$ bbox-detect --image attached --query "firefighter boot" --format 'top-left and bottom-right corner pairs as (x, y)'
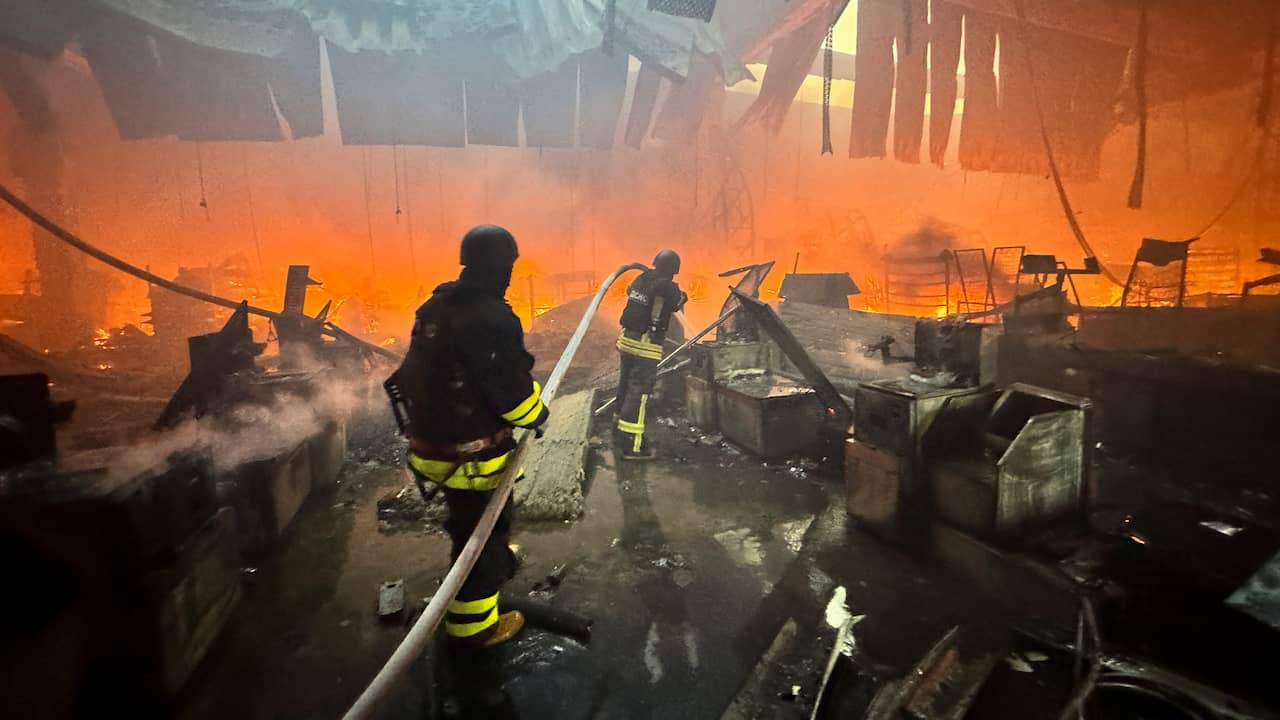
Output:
(483, 610), (526, 647)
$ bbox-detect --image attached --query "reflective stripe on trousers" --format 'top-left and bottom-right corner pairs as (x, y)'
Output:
(446, 592), (499, 638)
(617, 393), (649, 452)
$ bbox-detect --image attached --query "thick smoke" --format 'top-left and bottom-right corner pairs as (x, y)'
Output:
(108, 370), (391, 482)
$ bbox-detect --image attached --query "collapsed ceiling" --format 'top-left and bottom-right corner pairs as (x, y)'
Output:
(0, 0), (1274, 167)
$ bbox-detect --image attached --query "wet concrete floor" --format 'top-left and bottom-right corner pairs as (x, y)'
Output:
(179, 413), (1019, 720)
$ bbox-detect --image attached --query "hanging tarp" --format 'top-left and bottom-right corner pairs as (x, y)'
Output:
(578, 48), (629, 149)
(734, 11), (830, 135)
(652, 52), (722, 143)
(985, 20), (1126, 179)
(929, 0), (964, 166)
(521, 58), (579, 148)
(465, 49), (522, 147)
(624, 63), (665, 148)
(0, 0), (75, 59)
(81, 6), (303, 142)
(327, 45), (465, 147)
(497, 0), (605, 80)
(893, 0), (929, 163)
(988, 18), (1043, 175)
(848, 0), (896, 158)
(958, 9), (998, 171)
(265, 23), (324, 139)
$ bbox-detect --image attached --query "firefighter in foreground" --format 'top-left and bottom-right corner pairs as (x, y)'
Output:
(614, 249), (686, 460)
(391, 225), (549, 649)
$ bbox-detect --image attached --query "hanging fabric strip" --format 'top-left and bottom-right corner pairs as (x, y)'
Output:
(928, 0), (963, 166)
(1127, 1), (1149, 209)
(958, 9), (997, 171)
(849, 0), (896, 158)
(579, 48), (629, 149)
(893, 0), (928, 163)
(734, 12), (830, 135)
(652, 54), (722, 145)
(821, 16), (835, 155)
(625, 63), (664, 148)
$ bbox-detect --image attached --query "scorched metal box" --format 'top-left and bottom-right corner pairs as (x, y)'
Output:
(715, 374), (827, 460)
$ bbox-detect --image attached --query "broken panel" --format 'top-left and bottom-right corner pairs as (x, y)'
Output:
(328, 46), (466, 147)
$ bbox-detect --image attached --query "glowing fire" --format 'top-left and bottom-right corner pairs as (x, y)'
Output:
(93, 327), (110, 348)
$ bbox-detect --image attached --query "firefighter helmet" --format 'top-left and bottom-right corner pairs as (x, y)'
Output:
(460, 225), (519, 270)
(653, 249), (681, 276)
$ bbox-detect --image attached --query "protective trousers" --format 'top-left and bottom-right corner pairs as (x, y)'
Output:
(615, 351), (659, 454)
(409, 456), (517, 646)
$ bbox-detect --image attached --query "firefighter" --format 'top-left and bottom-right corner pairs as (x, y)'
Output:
(614, 249), (686, 460)
(391, 224), (549, 649)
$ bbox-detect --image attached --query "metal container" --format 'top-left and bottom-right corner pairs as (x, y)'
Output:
(716, 373), (827, 460)
(845, 438), (908, 538)
(853, 379), (988, 457)
(685, 375), (719, 431)
(930, 383), (1091, 536)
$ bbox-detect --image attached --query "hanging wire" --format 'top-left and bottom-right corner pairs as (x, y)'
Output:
(568, 168), (577, 270)
(820, 6), (836, 155)
(195, 141), (210, 218)
(400, 145), (419, 286)
(241, 146), (266, 278)
(174, 151), (186, 220)
(392, 145), (402, 222)
(361, 146), (377, 275)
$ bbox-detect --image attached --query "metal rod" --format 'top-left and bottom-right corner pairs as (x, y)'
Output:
(341, 263), (646, 720)
(593, 306), (741, 416)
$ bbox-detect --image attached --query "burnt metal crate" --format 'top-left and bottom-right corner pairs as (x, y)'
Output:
(686, 375), (719, 431)
(853, 379), (989, 458)
(308, 420), (348, 488)
(215, 438), (313, 556)
(142, 506), (242, 694)
(4, 447), (218, 566)
(930, 383), (1091, 537)
(688, 340), (771, 382)
(716, 373), (828, 460)
(845, 438), (908, 539)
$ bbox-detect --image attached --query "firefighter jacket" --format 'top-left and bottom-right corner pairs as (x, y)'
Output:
(395, 279), (549, 449)
(618, 270), (686, 359)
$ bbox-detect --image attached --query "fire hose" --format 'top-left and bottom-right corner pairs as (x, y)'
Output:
(0, 181), (401, 362)
(341, 262), (646, 720)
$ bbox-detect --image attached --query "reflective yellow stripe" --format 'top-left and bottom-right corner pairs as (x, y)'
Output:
(510, 400), (545, 427)
(617, 419), (644, 434)
(617, 332), (663, 360)
(502, 382), (543, 424)
(449, 593), (498, 616)
(409, 452), (510, 491)
(635, 395), (649, 452)
(445, 608), (499, 638)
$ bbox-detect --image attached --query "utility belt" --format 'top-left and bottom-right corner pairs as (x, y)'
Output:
(409, 427), (514, 461)
(617, 329), (663, 360)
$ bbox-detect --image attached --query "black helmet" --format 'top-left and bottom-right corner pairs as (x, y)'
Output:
(460, 225), (519, 270)
(653, 249), (681, 276)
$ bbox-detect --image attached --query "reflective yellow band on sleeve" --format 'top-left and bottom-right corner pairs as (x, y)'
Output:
(502, 382), (543, 424)
(445, 608), (499, 638)
(617, 418), (645, 434)
(449, 593), (498, 616)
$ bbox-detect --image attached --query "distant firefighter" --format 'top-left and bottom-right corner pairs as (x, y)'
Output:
(613, 249), (686, 460)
